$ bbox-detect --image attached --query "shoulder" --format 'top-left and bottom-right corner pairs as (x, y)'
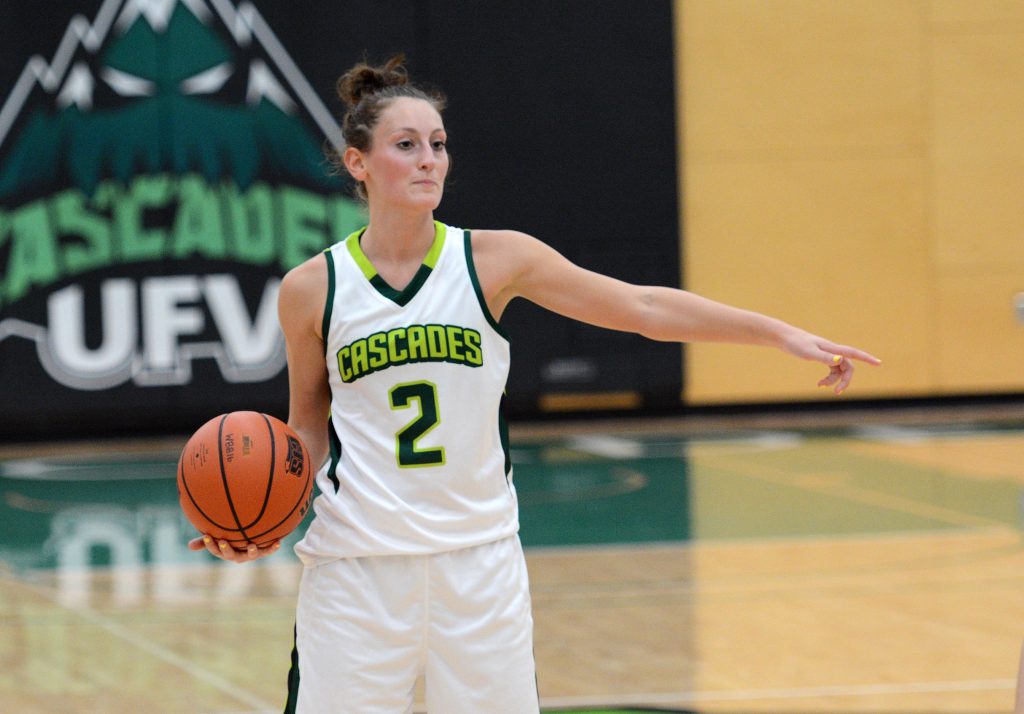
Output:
(278, 252), (329, 329)
(281, 251), (328, 295)
(469, 229), (549, 264)
(469, 228), (533, 248)
(468, 229), (539, 282)
(470, 228), (567, 272)
(465, 229), (568, 312)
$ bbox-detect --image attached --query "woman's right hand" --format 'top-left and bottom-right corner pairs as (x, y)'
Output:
(187, 535), (281, 563)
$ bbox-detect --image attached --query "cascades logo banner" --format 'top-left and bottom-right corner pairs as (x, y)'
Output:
(0, 0), (362, 409)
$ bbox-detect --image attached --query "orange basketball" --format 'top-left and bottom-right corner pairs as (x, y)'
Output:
(177, 411), (313, 549)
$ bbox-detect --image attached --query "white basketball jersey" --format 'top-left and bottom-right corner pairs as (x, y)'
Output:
(294, 222), (518, 563)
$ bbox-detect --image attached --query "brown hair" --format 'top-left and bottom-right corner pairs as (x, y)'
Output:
(330, 55), (447, 201)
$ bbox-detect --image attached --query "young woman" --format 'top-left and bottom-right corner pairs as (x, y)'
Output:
(190, 56), (880, 713)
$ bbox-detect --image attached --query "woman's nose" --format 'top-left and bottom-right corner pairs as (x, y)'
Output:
(418, 145), (435, 169)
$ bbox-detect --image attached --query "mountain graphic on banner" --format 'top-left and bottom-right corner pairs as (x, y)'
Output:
(0, 0), (345, 199)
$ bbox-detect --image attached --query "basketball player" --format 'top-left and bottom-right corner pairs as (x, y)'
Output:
(189, 56), (880, 712)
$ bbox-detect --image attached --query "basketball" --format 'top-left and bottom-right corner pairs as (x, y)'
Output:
(177, 411), (313, 549)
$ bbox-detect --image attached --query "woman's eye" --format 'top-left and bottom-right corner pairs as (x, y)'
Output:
(397, 140), (414, 149)
(432, 141), (446, 150)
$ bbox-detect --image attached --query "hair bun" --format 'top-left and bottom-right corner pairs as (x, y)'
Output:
(336, 55), (409, 108)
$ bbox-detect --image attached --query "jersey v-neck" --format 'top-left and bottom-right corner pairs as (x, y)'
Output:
(344, 221), (446, 307)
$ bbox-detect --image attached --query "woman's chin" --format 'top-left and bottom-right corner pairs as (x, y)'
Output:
(405, 192), (444, 211)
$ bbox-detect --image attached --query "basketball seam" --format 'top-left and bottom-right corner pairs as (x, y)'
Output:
(229, 413), (277, 532)
(226, 471), (313, 544)
(233, 456), (313, 544)
(180, 443), (238, 532)
(218, 413), (253, 544)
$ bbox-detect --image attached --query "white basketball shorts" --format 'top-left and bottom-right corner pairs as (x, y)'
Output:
(287, 535), (538, 713)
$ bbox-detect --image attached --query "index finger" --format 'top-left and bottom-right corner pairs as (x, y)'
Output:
(821, 344), (882, 366)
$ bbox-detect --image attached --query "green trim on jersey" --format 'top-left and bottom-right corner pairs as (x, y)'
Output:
(344, 227), (374, 277)
(344, 221), (447, 307)
(326, 418), (342, 492)
(422, 221), (446, 267)
(499, 390), (512, 476)
(462, 230), (510, 340)
(284, 625), (300, 713)
(463, 229), (512, 476)
(321, 248), (336, 354)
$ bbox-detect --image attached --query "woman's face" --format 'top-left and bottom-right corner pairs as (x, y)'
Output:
(355, 97), (449, 211)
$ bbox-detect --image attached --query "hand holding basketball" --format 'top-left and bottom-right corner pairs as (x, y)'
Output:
(187, 534), (281, 562)
(178, 411), (314, 557)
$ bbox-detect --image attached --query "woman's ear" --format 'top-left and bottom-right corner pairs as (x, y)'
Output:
(343, 146), (367, 181)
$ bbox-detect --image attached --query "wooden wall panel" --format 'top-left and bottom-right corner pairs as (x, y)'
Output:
(936, 273), (1024, 392)
(930, 0), (1024, 25)
(678, 0), (1024, 402)
(679, 0), (931, 403)
(684, 157), (931, 403)
(931, 33), (1024, 267)
(681, 0), (925, 160)
(929, 14), (1024, 390)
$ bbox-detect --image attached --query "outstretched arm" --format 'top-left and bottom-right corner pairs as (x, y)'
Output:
(473, 230), (880, 393)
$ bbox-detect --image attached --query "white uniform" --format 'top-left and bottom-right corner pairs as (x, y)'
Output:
(288, 222), (538, 713)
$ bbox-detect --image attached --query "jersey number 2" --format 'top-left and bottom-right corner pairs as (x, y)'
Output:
(389, 381), (445, 468)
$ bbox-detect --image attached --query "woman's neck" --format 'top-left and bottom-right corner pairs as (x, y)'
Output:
(360, 207), (436, 264)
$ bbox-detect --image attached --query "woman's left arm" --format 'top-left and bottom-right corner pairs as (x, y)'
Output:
(474, 230), (881, 394)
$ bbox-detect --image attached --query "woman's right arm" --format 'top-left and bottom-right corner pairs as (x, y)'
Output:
(278, 254), (332, 471)
(188, 254), (331, 563)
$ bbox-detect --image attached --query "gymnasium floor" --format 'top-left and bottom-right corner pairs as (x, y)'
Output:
(1, 404), (1023, 713)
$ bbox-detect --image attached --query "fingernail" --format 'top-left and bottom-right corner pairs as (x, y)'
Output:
(273, 542), (281, 550)
(218, 541), (228, 550)
(832, 355), (842, 364)
(203, 535), (211, 544)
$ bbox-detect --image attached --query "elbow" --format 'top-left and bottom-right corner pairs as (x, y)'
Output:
(635, 289), (667, 341)
(634, 287), (696, 343)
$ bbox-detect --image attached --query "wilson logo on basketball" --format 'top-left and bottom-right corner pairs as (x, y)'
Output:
(224, 433), (236, 462)
(0, 0), (363, 392)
